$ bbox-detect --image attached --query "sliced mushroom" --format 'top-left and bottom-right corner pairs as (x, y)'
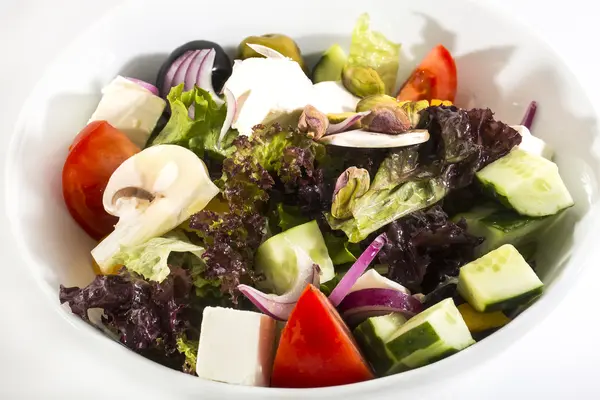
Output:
(91, 144), (220, 274)
(319, 129), (430, 148)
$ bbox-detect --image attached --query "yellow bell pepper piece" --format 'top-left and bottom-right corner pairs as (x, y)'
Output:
(430, 99), (453, 106)
(458, 303), (510, 333)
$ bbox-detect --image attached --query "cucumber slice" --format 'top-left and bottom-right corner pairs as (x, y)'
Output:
(255, 221), (335, 294)
(354, 299), (474, 375)
(312, 44), (348, 83)
(353, 313), (407, 375)
(457, 244), (543, 312)
(455, 203), (555, 257)
(386, 298), (474, 372)
(476, 148), (573, 217)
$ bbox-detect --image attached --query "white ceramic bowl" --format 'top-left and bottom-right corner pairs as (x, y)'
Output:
(5, 0), (600, 398)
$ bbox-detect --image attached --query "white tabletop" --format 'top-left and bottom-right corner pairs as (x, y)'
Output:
(0, 0), (598, 398)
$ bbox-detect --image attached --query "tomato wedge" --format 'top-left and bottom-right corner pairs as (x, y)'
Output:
(62, 121), (140, 240)
(396, 44), (457, 103)
(271, 284), (374, 388)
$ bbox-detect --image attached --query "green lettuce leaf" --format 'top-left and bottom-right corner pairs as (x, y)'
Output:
(219, 126), (325, 213)
(151, 84), (237, 159)
(323, 233), (361, 265)
(326, 145), (444, 242)
(187, 252), (222, 298)
(268, 202), (359, 265)
(348, 13), (401, 95)
(248, 126), (325, 176)
(326, 178), (448, 242)
(320, 273), (342, 296)
(272, 203), (310, 232)
(176, 335), (198, 374)
(370, 146), (422, 191)
(326, 105), (522, 243)
(111, 236), (205, 282)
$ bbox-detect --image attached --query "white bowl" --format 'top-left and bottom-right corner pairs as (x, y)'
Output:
(5, 0), (600, 398)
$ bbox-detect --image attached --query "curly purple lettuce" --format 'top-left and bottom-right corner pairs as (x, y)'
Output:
(59, 267), (193, 363)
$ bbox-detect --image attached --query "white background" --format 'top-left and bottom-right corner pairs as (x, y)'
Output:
(0, 0), (598, 398)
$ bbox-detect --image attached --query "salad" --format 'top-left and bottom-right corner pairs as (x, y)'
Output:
(59, 14), (573, 388)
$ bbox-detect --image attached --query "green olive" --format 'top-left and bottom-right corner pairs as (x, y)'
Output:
(238, 34), (306, 71)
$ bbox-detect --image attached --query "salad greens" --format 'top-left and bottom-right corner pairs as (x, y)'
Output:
(60, 267), (195, 364)
(347, 13), (400, 95)
(57, 11), (571, 388)
(111, 235), (204, 283)
(379, 205), (483, 293)
(176, 335), (199, 374)
(325, 106), (523, 242)
(151, 84), (237, 160)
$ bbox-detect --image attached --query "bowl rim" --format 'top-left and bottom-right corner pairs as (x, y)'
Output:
(4, 0), (600, 396)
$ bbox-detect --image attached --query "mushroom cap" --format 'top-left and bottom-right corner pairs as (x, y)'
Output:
(102, 144), (217, 217)
(92, 145), (220, 273)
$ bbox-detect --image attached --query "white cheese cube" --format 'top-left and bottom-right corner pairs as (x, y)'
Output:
(510, 125), (554, 160)
(196, 307), (276, 387)
(89, 76), (166, 147)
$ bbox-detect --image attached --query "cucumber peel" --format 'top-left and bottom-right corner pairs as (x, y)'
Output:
(354, 299), (474, 375)
(458, 244), (543, 312)
(476, 149), (573, 217)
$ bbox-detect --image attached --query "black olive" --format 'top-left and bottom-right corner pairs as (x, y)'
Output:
(156, 40), (232, 97)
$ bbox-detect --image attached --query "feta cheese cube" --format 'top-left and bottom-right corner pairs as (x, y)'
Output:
(196, 307), (276, 387)
(510, 125), (554, 160)
(89, 76), (166, 147)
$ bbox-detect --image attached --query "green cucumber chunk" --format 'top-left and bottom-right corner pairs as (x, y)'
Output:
(354, 299), (474, 375)
(386, 298), (474, 371)
(457, 244), (543, 312)
(353, 313), (407, 376)
(312, 44), (348, 83)
(255, 220), (334, 294)
(455, 203), (555, 257)
(476, 148), (573, 217)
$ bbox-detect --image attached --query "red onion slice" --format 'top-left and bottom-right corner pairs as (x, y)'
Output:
(218, 88), (237, 144)
(171, 50), (197, 94)
(520, 101), (538, 130)
(326, 112), (370, 135)
(198, 48), (224, 105)
(162, 48), (224, 105)
(246, 43), (287, 60)
(184, 49), (209, 91)
(328, 233), (387, 307)
(238, 248), (320, 320)
(125, 77), (159, 96)
(338, 288), (423, 327)
(162, 51), (194, 97)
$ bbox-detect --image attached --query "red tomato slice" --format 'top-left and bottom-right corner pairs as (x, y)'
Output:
(62, 121), (140, 241)
(271, 284), (374, 388)
(396, 44), (457, 103)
